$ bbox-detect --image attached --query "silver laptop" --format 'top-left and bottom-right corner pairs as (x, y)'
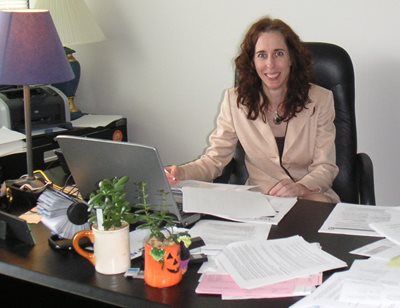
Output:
(55, 135), (201, 226)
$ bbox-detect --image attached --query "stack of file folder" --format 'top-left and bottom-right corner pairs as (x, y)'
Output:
(37, 188), (90, 239)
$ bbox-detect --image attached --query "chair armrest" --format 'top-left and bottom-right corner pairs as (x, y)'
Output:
(213, 159), (234, 183)
(356, 153), (376, 205)
(213, 157), (248, 185)
(213, 141), (248, 185)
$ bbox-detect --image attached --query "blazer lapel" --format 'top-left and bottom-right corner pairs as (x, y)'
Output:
(284, 102), (315, 154)
(252, 117), (279, 154)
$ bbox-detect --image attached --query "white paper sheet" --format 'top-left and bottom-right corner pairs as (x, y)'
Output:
(71, 114), (123, 128)
(224, 195), (297, 225)
(189, 219), (270, 252)
(0, 126), (26, 156)
(173, 179), (257, 191)
(182, 186), (276, 219)
(340, 259), (400, 306)
(291, 259), (400, 308)
(216, 235), (347, 289)
(319, 203), (400, 237)
(369, 221), (400, 245)
(350, 238), (400, 261)
(0, 126), (25, 142)
(290, 272), (373, 308)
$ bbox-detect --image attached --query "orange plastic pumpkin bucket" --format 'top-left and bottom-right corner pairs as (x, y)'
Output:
(144, 242), (183, 288)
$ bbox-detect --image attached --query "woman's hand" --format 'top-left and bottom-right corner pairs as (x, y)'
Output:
(268, 178), (310, 198)
(164, 165), (183, 185)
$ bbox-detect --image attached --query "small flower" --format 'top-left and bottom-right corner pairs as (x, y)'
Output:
(177, 234), (192, 248)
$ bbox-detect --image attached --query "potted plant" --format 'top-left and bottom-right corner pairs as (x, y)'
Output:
(87, 175), (135, 230)
(133, 181), (191, 288)
(72, 176), (135, 275)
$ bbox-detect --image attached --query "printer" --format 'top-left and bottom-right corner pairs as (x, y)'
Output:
(0, 85), (70, 132)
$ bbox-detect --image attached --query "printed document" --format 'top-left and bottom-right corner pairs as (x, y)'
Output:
(319, 203), (400, 237)
(189, 219), (270, 254)
(182, 186), (276, 220)
(291, 259), (400, 308)
(369, 221), (400, 245)
(196, 272), (322, 299)
(350, 238), (400, 261)
(233, 195), (297, 225)
(216, 235), (347, 289)
(173, 179), (257, 191)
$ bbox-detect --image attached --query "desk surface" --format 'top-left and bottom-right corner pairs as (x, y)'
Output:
(0, 199), (377, 308)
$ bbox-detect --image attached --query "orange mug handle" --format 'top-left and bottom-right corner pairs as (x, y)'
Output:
(72, 230), (96, 266)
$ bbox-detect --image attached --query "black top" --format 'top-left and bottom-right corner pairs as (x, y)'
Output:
(276, 136), (285, 159)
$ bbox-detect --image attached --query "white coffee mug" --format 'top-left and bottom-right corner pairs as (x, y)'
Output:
(72, 223), (131, 275)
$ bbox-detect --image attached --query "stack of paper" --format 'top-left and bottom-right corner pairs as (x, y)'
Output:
(193, 233), (346, 299)
(37, 188), (90, 239)
(0, 126), (26, 156)
(216, 236), (346, 289)
(319, 202), (400, 237)
(189, 219), (270, 255)
(178, 180), (297, 225)
(292, 201), (400, 306)
(196, 272), (322, 300)
(291, 259), (400, 307)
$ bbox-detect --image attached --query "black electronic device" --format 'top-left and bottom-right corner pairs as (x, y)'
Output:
(0, 85), (69, 132)
(0, 210), (35, 245)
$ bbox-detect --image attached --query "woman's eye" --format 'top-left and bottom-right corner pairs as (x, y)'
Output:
(275, 50), (285, 57)
(257, 53), (267, 59)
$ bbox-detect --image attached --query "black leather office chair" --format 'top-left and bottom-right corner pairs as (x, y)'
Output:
(214, 42), (376, 205)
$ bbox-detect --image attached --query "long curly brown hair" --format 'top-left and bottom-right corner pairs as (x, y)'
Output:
(235, 17), (312, 122)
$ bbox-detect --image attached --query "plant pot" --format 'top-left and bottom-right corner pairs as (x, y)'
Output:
(144, 242), (183, 288)
(72, 223), (131, 275)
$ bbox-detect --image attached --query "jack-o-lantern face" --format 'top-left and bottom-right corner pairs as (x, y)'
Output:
(144, 243), (184, 288)
(166, 252), (180, 273)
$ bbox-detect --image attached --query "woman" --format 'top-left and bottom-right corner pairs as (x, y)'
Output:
(166, 17), (339, 203)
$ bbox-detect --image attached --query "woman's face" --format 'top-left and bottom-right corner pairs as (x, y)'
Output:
(253, 31), (291, 95)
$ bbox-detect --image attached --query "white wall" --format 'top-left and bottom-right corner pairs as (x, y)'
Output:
(75, 0), (400, 206)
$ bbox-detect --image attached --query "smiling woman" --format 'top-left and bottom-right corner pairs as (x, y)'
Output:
(165, 16), (340, 204)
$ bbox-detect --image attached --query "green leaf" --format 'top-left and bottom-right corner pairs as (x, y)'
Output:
(88, 193), (104, 205)
(150, 247), (165, 262)
(116, 175), (129, 185)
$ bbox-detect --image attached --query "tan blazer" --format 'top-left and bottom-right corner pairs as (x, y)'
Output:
(181, 84), (340, 202)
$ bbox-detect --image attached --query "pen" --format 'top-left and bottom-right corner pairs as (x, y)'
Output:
(164, 169), (176, 181)
(328, 226), (374, 232)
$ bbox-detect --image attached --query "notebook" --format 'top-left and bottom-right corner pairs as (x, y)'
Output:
(55, 135), (201, 227)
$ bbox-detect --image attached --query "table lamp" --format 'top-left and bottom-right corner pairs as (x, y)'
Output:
(34, 0), (106, 120)
(0, 9), (74, 189)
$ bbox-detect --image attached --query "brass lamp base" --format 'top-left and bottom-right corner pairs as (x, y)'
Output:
(68, 96), (79, 113)
(53, 47), (82, 118)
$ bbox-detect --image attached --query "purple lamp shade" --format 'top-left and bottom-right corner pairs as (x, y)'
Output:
(0, 9), (74, 85)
